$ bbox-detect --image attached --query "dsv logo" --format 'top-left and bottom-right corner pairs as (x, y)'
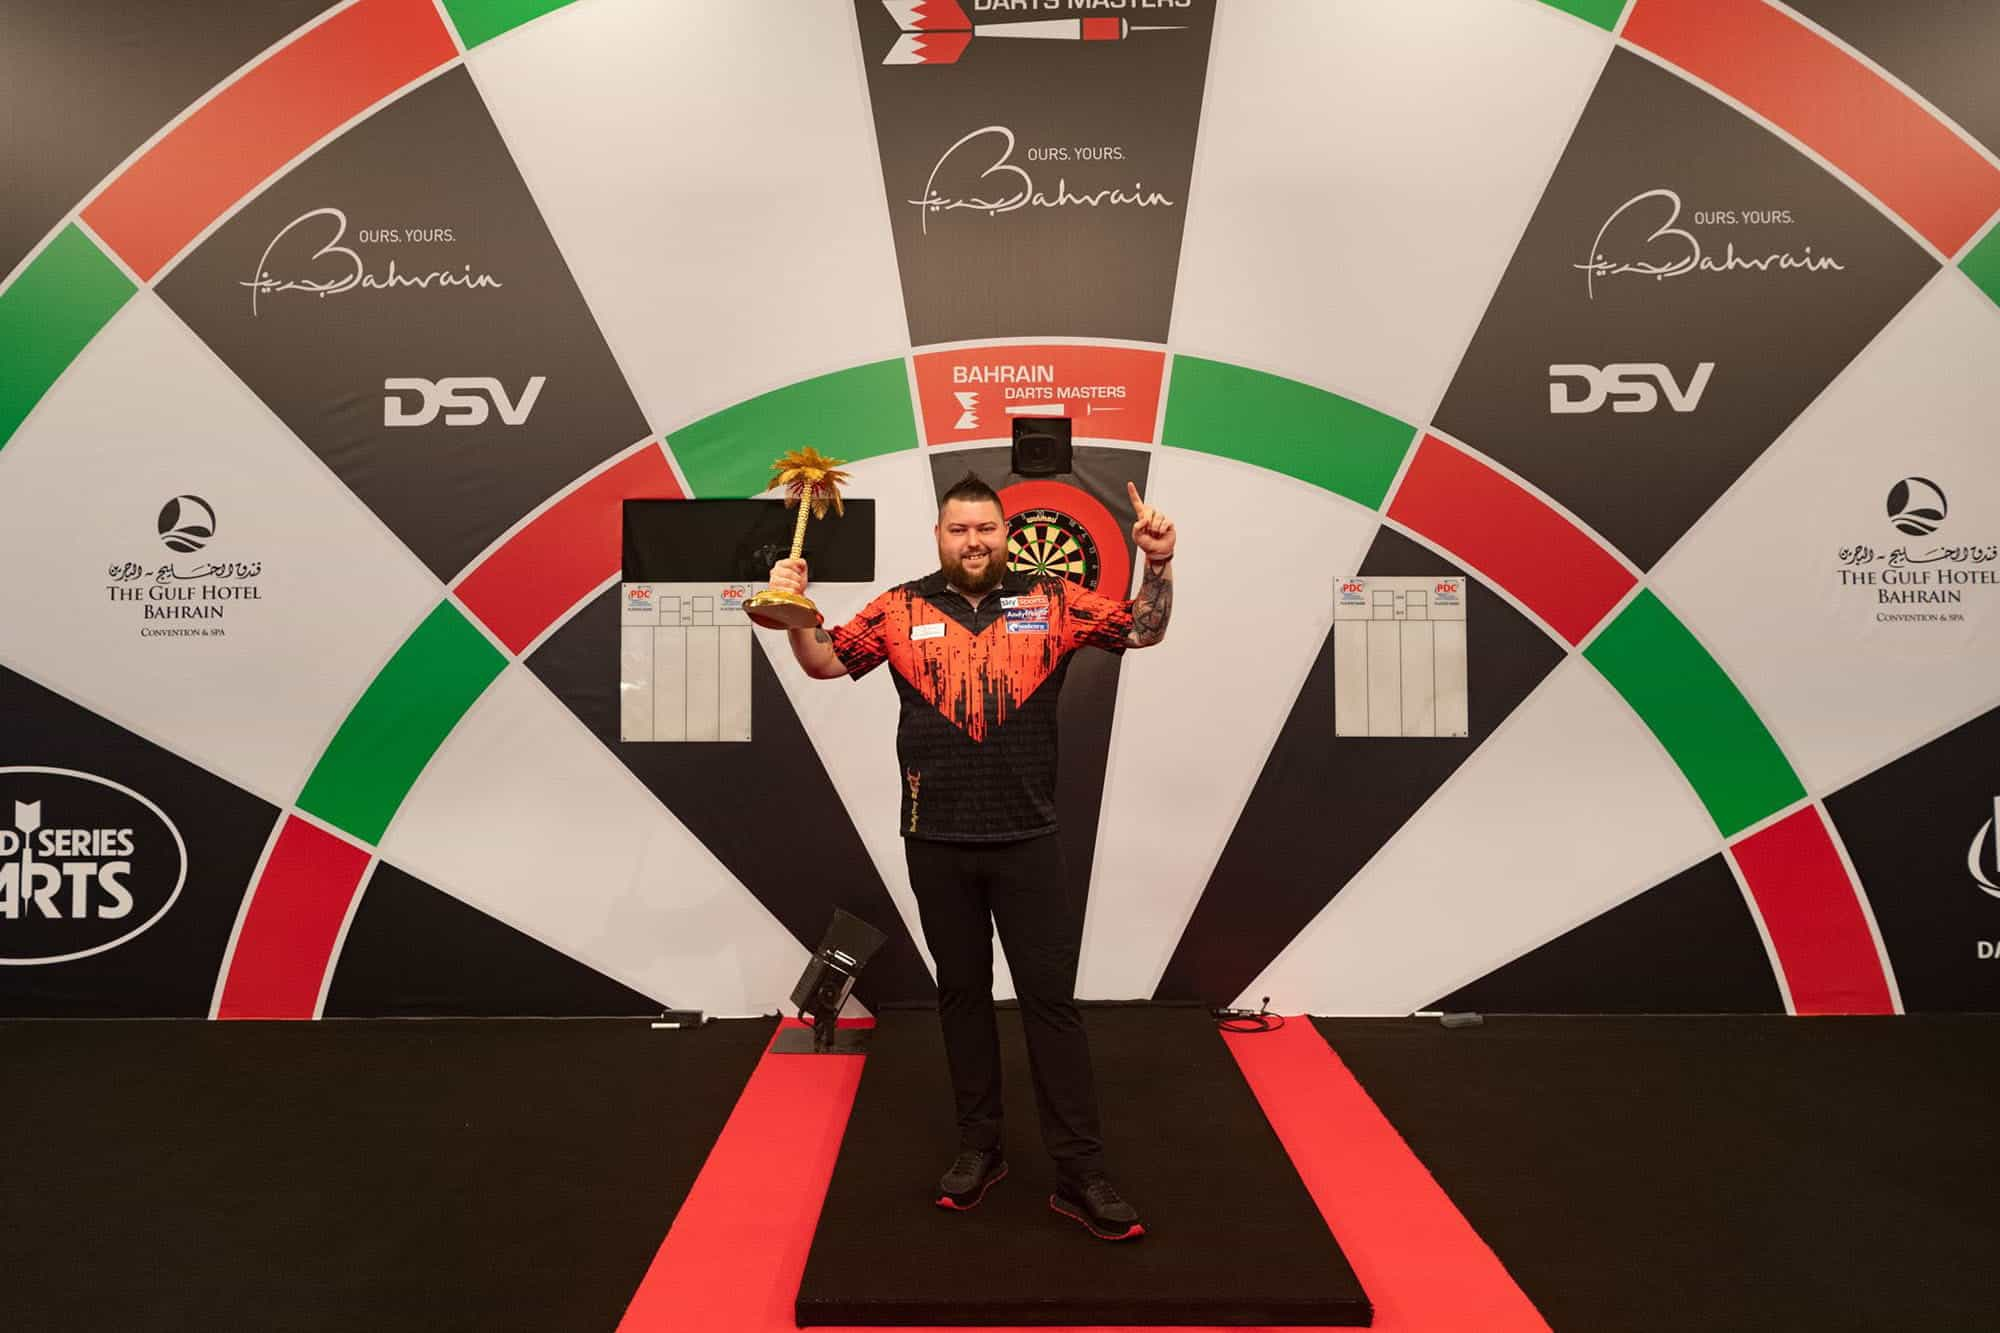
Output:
(0, 769), (188, 965)
(1548, 362), (1714, 415)
(383, 376), (545, 427)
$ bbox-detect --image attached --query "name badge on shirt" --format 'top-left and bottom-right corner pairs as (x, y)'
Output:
(911, 622), (945, 641)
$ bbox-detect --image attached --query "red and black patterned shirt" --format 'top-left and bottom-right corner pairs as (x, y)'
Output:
(829, 569), (1134, 842)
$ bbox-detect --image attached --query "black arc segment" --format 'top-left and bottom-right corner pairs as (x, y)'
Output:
(1433, 49), (1935, 569)
(526, 586), (937, 1005)
(0, 665), (279, 1016)
(1155, 526), (1564, 1006)
(1824, 704), (2000, 1012)
(156, 68), (648, 580)
(1431, 854), (1784, 1014)
(324, 861), (664, 1017)
(853, 0), (1216, 345)
(0, 0), (330, 279)
(1783, 0), (2000, 155)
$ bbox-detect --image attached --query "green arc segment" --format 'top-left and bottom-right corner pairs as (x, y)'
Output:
(1960, 221), (2000, 309)
(1162, 355), (1413, 509)
(1, 227), (135, 451)
(1536, 0), (1626, 31)
(297, 601), (507, 845)
(668, 359), (918, 498)
(440, 0), (582, 48)
(1584, 590), (1805, 837)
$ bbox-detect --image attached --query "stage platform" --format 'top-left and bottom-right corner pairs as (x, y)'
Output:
(7, 1012), (1999, 1331)
(795, 1006), (1370, 1328)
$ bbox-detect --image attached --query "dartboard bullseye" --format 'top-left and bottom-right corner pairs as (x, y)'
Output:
(1008, 507), (1101, 588)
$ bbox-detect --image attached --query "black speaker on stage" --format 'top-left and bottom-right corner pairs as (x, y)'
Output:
(1011, 416), (1073, 476)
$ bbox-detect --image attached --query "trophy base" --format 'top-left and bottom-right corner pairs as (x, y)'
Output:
(742, 589), (823, 630)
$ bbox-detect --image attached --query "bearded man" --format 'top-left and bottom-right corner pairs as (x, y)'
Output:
(766, 472), (1175, 1240)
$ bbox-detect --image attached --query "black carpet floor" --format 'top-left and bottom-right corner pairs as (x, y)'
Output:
(798, 1005), (1368, 1327)
(1317, 1015), (2000, 1333)
(0, 1017), (772, 1333)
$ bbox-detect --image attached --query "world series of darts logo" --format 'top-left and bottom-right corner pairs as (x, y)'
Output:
(0, 768), (188, 966)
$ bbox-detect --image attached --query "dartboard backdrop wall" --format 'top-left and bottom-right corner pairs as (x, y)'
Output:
(4, 0), (1999, 1019)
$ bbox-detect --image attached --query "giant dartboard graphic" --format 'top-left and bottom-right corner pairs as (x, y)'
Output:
(3, 0), (1999, 1019)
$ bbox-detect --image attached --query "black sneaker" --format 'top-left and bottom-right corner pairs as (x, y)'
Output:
(1049, 1173), (1145, 1240)
(935, 1148), (1007, 1211)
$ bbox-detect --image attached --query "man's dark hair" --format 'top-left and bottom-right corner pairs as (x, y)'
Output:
(938, 473), (1004, 516)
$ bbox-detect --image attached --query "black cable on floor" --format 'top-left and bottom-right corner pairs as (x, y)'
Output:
(1211, 997), (1284, 1033)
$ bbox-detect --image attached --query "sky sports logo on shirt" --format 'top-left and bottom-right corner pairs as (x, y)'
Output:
(1003, 594), (1050, 633)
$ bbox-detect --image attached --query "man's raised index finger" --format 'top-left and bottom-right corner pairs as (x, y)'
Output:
(1125, 480), (1148, 514)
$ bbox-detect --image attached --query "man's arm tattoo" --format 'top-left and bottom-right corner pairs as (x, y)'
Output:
(813, 628), (832, 643)
(1129, 564), (1173, 646)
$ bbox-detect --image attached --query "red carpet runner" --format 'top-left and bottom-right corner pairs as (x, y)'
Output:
(620, 1017), (1544, 1331)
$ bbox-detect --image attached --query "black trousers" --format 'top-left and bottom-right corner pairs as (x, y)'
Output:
(904, 833), (1105, 1181)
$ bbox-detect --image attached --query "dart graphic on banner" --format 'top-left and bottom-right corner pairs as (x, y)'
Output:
(880, 0), (1185, 66)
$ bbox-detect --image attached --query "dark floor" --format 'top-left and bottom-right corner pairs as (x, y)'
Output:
(1319, 1015), (2000, 1333)
(0, 1017), (771, 1333)
(8, 1014), (1998, 1332)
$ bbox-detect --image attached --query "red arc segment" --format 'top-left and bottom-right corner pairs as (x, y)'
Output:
(1623, 0), (2000, 255)
(1729, 805), (1895, 1015)
(216, 815), (372, 1020)
(455, 446), (682, 656)
(1386, 435), (1634, 646)
(83, 0), (457, 280)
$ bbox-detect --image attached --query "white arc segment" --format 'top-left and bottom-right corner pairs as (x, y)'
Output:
(0, 293), (438, 803)
(1170, 0), (1611, 427)
(379, 664), (808, 1016)
(1081, 449), (1378, 999)
(1649, 274), (2000, 796)
(754, 453), (946, 980)
(463, 0), (909, 437)
(1245, 658), (1716, 1015)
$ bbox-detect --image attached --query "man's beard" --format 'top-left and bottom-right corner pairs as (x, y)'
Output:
(941, 547), (1005, 594)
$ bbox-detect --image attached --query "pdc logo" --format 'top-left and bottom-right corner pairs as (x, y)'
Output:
(0, 769), (188, 965)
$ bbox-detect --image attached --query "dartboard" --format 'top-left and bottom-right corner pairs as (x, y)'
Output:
(1008, 508), (1099, 587)
(3, 0), (1998, 1021)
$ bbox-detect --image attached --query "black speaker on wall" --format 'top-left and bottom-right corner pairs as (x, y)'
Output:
(1011, 416), (1073, 476)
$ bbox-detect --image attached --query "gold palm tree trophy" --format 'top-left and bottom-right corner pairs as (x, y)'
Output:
(742, 447), (852, 630)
